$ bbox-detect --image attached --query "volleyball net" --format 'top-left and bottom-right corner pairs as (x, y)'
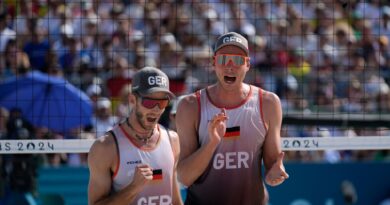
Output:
(1, 136), (389, 154)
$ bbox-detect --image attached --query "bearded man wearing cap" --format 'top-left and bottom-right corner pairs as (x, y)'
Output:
(176, 32), (289, 205)
(88, 67), (183, 205)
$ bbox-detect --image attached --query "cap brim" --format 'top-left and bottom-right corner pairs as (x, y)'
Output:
(138, 87), (176, 99)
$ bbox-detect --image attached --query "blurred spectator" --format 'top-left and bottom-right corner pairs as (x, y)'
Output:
(37, 0), (64, 43)
(22, 22), (50, 72)
(288, 48), (311, 80)
(56, 22), (74, 49)
(72, 0), (98, 39)
(0, 107), (8, 139)
(373, 6), (390, 47)
(0, 10), (15, 53)
(91, 97), (118, 138)
(158, 33), (188, 95)
(58, 37), (79, 74)
(169, 95), (186, 131)
(106, 56), (134, 98)
(355, 0), (381, 26)
(12, 0), (36, 42)
(377, 83), (390, 112)
(6, 108), (34, 140)
(1, 40), (31, 79)
(86, 83), (103, 109)
(45, 49), (63, 77)
(115, 83), (132, 121)
(376, 36), (390, 68)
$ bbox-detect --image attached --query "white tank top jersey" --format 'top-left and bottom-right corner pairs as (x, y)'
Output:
(185, 85), (268, 205)
(110, 124), (175, 205)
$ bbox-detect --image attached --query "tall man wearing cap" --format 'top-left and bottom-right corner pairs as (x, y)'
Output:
(176, 32), (289, 205)
(88, 67), (183, 205)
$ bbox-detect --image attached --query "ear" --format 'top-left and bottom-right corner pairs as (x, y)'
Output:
(246, 57), (251, 68)
(211, 56), (216, 66)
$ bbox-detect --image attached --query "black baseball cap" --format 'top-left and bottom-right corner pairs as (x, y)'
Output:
(214, 32), (249, 55)
(132, 67), (175, 99)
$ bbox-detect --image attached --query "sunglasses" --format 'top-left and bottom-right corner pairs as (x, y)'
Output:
(137, 95), (170, 109)
(215, 54), (248, 66)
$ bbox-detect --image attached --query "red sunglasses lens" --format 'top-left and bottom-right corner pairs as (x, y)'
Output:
(141, 99), (158, 109)
(141, 98), (169, 109)
(157, 100), (169, 108)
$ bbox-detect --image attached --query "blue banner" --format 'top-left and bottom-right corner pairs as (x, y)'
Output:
(267, 162), (390, 205)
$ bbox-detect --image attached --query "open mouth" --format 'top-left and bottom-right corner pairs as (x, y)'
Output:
(146, 117), (157, 123)
(224, 76), (237, 84)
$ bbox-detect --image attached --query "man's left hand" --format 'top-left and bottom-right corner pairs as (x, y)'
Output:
(265, 152), (289, 186)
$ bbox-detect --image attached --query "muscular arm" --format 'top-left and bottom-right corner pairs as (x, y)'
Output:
(262, 92), (289, 186)
(176, 95), (222, 187)
(88, 134), (148, 205)
(169, 131), (184, 205)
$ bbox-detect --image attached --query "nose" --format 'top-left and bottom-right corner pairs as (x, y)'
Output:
(150, 103), (163, 111)
(226, 59), (235, 67)
(224, 60), (235, 71)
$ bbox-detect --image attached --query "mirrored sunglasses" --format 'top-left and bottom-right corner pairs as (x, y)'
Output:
(215, 54), (248, 66)
(138, 96), (170, 109)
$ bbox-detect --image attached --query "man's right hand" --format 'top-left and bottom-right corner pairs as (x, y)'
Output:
(207, 109), (228, 146)
(130, 164), (153, 191)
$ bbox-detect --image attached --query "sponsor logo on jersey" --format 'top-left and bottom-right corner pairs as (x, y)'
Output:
(127, 160), (142, 165)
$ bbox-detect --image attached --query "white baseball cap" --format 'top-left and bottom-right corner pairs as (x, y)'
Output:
(86, 84), (102, 96)
(96, 97), (111, 109)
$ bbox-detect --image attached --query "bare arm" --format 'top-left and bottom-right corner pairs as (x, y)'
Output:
(176, 94), (227, 187)
(262, 92), (289, 186)
(168, 131), (183, 205)
(88, 134), (152, 205)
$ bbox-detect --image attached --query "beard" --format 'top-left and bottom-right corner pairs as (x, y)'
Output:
(135, 109), (155, 131)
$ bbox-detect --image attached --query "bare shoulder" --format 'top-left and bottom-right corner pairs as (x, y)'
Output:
(176, 93), (199, 126)
(177, 93), (199, 111)
(167, 130), (179, 144)
(261, 90), (281, 109)
(88, 133), (117, 167)
(260, 89), (283, 131)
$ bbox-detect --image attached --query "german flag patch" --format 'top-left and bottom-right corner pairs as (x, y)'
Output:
(152, 169), (163, 180)
(224, 126), (240, 139)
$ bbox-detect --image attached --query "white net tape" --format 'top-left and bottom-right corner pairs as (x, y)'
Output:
(0, 137), (389, 154)
(0, 139), (95, 154)
(281, 136), (390, 151)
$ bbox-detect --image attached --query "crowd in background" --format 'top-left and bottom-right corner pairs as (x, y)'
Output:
(1, 0), (390, 168)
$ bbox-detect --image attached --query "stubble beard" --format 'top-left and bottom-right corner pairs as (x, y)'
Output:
(135, 109), (155, 131)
